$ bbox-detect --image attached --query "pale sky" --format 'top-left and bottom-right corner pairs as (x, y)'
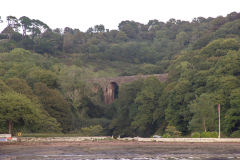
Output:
(0, 0), (240, 32)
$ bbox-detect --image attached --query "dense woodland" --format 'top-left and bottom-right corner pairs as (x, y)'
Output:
(0, 12), (240, 137)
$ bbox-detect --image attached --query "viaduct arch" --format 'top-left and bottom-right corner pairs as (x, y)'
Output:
(89, 73), (168, 104)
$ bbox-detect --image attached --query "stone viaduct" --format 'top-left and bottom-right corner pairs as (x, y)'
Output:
(89, 73), (168, 104)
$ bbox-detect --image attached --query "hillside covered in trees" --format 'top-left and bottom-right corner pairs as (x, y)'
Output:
(0, 12), (240, 137)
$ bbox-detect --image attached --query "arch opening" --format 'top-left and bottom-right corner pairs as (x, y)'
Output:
(104, 82), (119, 104)
(111, 82), (119, 99)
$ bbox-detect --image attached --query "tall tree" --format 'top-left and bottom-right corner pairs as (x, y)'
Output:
(188, 94), (217, 132)
(31, 19), (49, 38)
(19, 16), (32, 37)
(131, 77), (164, 137)
(6, 16), (20, 32)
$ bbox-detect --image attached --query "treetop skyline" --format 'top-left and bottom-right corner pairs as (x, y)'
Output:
(0, 0), (239, 32)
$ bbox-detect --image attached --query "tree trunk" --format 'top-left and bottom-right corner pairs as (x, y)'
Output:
(8, 120), (13, 134)
(203, 118), (207, 132)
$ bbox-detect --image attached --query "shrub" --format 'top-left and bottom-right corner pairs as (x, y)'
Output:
(231, 130), (240, 138)
(81, 125), (103, 136)
(200, 132), (218, 138)
(191, 132), (201, 138)
(165, 126), (182, 137)
(162, 133), (171, 138)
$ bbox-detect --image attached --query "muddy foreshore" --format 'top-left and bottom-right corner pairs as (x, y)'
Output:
(1, 140), (240, 159)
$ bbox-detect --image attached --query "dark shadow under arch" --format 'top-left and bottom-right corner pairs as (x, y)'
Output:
(104, 81), (119, 104)
(110, 82), (119, 99)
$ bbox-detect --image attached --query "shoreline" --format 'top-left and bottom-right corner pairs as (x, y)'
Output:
(1, 140), (240, 151)
(1, 137), (240, 144)
(1, 140), (240, 159)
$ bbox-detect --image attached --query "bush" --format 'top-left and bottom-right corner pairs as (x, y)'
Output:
(231, 130), (240, 138)
(81, 125), (103, 136)
(162, 133), (171, 138)
(191, 132), (201, 138)
(165, 126), (182, 137)
(200, 132), (218, 138)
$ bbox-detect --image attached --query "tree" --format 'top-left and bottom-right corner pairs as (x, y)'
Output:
(224, 88), (240, 135)
(0, 92), (40, 134)
(188, 94), (217, 132)
(26, 67), (58, 88)
(176, 31), (189, 47)
(64, 27), (74, 34)
(164, 125), (182, 137)
(118, 21), (139, 39)
(131, 77), (164, 137)
(35, 30), (63, 54)
(224, 108), (240, 136)
(31, 19), (49, 38)
(165, 80), (194, 135)
(19, 16), (49, 38)
(87, 27), (94, 34)
(33, 82), (72, 132)
(6, 78), (37, 102)
(192, 17), (207, 23)
(200, 38), (240, 57)
(58, 66), (89, 109)
(94, 24), (105, 32)
(6, 16), (20, 32)
(109, 80), (143, 137)
(78, 96), (103, 118)
(116, 31), (128, 42)
(19, 16), (32, 37)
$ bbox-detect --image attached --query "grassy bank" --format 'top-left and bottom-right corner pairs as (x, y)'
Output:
(21, 133), (85, 137)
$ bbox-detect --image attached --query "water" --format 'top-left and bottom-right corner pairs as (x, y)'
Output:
(2, 153), (240, 160)
(1, 142), (240, 160)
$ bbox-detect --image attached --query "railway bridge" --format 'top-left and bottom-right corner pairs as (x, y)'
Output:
(89, 73), (168, 104)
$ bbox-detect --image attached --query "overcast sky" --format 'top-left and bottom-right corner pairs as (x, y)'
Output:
(1, 0), (240, 32)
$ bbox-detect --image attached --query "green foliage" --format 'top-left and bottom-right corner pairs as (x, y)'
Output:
(188, 94), (217, 132)
(230, 88), (240, 108)
(191, 132), (201, 138)
(58, 65), (90, 109)
(1, 12), (240, 137)
(231, 130), (240, 138)
(109, 80), (144, 137)
(0, 92), (60, 133)
(165, 80), (193, 134)
(224, 108), (240, 135)
(200, 38), (240, 57)
(27, 67), (58, 88)
(162, 133), (171, 138)
(118, 20), (140, 39)
(165, 126), (182, 137)
(78, 96), (103, 118)
(0, 79), (12, 93)
(0, 92), (37, 133)
(81, 125), (103, 136)
(131, 77), (164, 137)
(10, 47), (32, 55)
(0, 40), (17, 52)
(6, 78), (37, 101)
(33, 82), (72, 132)
(200, 132), (218, 138)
